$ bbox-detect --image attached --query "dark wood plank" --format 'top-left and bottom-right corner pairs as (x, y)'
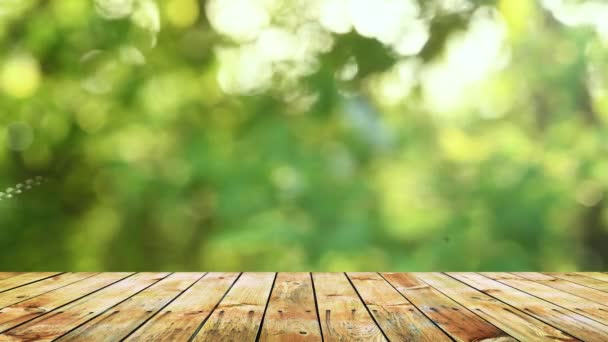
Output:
(312, 273), (386, 342)
(348, 272), (450, 341)
(382, 272), (516, 342)
(57, 272), (203, 342)
(450, 272), (608, 342)
(0, 273), (96, 309)
(192, 272), (275, 341)
(547, 272), (608, 292)
(125, 272), (239, 341)
(0, 272), (169, 342)
(0, 273), (132, 333)
(259, 272), (321, 342)
(512, 272), (608, 307)
(414, 273), (576, 341)
(0, 273), (61, 293)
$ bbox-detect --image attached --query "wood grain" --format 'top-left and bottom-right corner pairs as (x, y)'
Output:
(259, 272), (321, 342)
(580, 272), (608, 283)
(513, 272), (608, 305)
(382, 272), (515, 342)
(125, 272), (239, 341)
(451, 272), (608, 342)
(493, 272), (608, 324)
(312, 273), (387, 342)
(0, 272), (169, 342)
(0, 273), (132, 333)
(348, 272), (450, 341)
(0, 272), (605, 341)
(0, 273), (23, 281)
(547, 272), (608, 292)
(57, 273), (203, 342)
(0, 273), (95, 309)
(415, 272), (576, 341)
(0, 273), (61, 293)
(192, 272), (275, 342)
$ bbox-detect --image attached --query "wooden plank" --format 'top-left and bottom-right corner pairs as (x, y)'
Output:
(0, 273), (23, 281)
(192, 272), (275, 341)
(0, 272), (169, 342)
(0, 273), (132, 333)
(485, 273), (608, 326)
(0, 273), (96, 309)
(125, 272), (239, 341)
(259, 272), (322, 342)
(547, 273), (608, 292)
(450, 273), (608, 342)
(512, 272), (608, 306)
(2, 271), (608, 340)
(0, 273), (61, 293)
(57, 272), (203, 342)
(414, 273), (576, 341)
(581, 272), (608, 283)
(312, 273), (386, 342)
(382, 272), (516, 342)
(347, 272), (450, 341)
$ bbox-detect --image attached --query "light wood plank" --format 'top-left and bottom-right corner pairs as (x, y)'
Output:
(0, 273), (96, 309)
(414, 273), (576, 341)
(0, 272), (169, 342)
(348, 272), (450, 341)
(0, 272), (606, 340)
(192, 272), (275, 342)
(547, 272), (608, 292)
(0, 273), (61, 293)
(312, 273), (386, 342)
(512, 273), (608, 307)
(125, 272), (239, 341)
(57, 272), (203, 342)
(581, 272), (608, 283)
(451, 273), (608, 342)
(0, 273), (132, 333)
(259, 272), (322, 342)
(485, 273), (608, 326)
(0, 273), (23, 281)
(382, 272), (516, 342)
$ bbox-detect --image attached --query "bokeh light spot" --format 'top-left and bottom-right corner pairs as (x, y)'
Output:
(1, 54), (41, 99)
(166, 0), (199, 28)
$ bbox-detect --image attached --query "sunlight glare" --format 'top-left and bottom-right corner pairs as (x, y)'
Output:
(206, 0), (270, 42)
(421, 7), (509, 115)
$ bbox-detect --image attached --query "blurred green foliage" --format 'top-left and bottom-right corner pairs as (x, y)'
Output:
(1, 0), (608, 271)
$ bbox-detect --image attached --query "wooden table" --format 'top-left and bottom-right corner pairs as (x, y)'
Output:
(0, 273), (606, 341)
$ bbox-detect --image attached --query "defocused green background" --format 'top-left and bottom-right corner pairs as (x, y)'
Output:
(1, 0), (607, 271)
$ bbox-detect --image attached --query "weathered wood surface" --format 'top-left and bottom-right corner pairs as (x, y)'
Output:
(414, 273), (576, 341)
(347, 272), (449, 342)
(512, 272), (608, 305)
(547, 272), (608, 292)
(259, 272), (322, 342)
(57, 273), (203, 342)
(0, 272), (605, 341)
(450, 272), (608, 342)
(381, 272), (515, 342)
(313, 272), (386, 342)
(125, 272), (239, 341)
(0, 273), (61, 293)
(192, 272), (275, 341)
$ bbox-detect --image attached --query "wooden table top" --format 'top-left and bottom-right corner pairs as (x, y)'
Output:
(0, 272), (606, 341)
